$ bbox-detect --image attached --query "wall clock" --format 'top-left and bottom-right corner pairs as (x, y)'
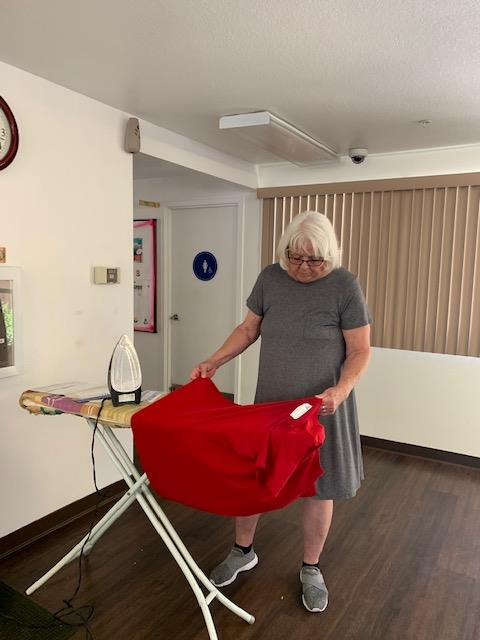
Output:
(0, 96), (19, 171)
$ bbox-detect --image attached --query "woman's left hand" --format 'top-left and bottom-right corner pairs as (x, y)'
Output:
(316, 386), (347, 416)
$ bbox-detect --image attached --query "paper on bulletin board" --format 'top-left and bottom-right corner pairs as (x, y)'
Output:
(134, 219), (156, 332)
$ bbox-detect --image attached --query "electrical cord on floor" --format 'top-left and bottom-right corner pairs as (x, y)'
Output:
(2, 398), (110, 640)
(52, 396), (111, 639)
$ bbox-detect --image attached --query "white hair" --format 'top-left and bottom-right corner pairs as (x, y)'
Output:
(276, 211), (342, 271)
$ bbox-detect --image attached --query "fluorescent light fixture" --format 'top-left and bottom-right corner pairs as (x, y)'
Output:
(219, 111), (338, 165)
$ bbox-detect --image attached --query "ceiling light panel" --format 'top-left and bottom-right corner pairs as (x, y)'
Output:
(219, 111), (338, 165)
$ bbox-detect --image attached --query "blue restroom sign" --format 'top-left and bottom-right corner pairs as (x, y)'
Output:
(193, 251), (217, 281)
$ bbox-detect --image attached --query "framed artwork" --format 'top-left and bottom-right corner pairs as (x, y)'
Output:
(0, 266), (22, 378)
(133, 219), (156, 332)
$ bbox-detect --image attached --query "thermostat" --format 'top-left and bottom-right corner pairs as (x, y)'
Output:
(94, 267), (120, 284)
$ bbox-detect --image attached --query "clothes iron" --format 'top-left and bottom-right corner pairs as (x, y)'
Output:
(108, 334), (142, 406)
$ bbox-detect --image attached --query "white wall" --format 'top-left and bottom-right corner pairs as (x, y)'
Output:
(133, 174), (261, 402)
(0, 62), (136, 537)
(357, 348), (480, 457)
(258, 144), (480, 187)
(258, 152), (480, 458)
(139, 120), (258, 189)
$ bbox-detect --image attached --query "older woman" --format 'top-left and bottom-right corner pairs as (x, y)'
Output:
(190, 211), (371, 613)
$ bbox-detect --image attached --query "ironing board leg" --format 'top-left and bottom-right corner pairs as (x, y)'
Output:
(101, 428), (256, 624)
(139, 480), (255, 623)
(25, 474), (148, 596)
(91, 426), (221, 638)
(82, 477), (145, 554)
(27, 418), (255, 640)
(98, 425), (255, 628)
(141, 485), (255, 623)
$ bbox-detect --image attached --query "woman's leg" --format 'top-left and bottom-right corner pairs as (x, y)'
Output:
(210, 515), (261, 586)
(302, 498), (333, 563)
(235, 514), (261, 546)
(300, 498), (333, 612)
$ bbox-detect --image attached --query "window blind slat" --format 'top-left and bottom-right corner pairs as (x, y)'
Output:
(402, 190), (419, 349)
(445, 187), (465, 354)
(365, 193), (381, 342)
(374, 193), (389, 346)
(391, 191), (409, 349)
(467, 192), (480, 356)
(458, 187), (479, 354)
(434, 188), (451, 353)
(382, 192), (396, 347)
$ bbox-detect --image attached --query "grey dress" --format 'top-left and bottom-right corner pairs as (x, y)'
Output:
(246, 263), (371, 500)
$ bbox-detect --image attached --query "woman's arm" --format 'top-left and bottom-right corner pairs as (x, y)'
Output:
(190, 310), (263, 379)
(316, 324), (371, 415)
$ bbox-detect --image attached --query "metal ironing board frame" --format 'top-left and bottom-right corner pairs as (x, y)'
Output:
(25, 416), (255, 639)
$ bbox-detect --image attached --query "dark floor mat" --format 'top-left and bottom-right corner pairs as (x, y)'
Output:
(0, 581), (77, 640)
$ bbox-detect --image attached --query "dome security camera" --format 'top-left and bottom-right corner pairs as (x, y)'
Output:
(349, 148), (368, 164)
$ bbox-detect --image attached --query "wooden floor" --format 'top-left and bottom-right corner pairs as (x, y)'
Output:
(2, 447), (480, 640)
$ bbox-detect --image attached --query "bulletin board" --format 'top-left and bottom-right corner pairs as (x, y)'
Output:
(133, 219), (156, 332)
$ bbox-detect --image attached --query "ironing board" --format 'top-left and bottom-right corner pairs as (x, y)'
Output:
(19, 389), (255, 640)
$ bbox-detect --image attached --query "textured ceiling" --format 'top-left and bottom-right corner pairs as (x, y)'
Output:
(1, 0), (480, 164)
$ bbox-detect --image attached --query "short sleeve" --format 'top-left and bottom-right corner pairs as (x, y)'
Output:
(340, 278), (372, 330)
(246, 270), (265, 316)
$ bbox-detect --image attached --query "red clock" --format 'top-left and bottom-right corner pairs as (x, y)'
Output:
(0, 96), (19, 171)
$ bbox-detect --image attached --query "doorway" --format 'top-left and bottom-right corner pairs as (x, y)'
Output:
(133, 154), (260, 401)
(168, 203), (238, 395)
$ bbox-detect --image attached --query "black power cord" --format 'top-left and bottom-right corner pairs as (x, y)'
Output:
(52, 396), (111, 639)
(2, 397), (110, 639)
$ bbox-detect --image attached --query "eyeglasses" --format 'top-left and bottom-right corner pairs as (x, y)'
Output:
(287, 250), (325, 267)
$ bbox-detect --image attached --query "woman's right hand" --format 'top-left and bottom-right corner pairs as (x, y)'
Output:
(190, 360), (218, 380)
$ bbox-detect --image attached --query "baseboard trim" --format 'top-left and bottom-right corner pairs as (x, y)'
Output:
(361, 435), (480, 469)
(0, 479), (127, 560)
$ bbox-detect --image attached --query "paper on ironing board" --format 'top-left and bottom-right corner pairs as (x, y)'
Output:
(34, 382), (110, 401)
(34, 382), (163, 403)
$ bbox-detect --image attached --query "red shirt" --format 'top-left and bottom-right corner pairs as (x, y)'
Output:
(131, 378), (325, 516)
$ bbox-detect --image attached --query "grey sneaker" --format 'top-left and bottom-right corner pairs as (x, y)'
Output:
(210, 547), (258, 587)
(300, 566), (329, 612)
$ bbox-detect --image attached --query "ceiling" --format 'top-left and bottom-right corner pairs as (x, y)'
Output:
(2, 0), (480, 165)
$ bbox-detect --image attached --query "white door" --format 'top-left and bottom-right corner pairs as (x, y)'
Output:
(170, 204), (237, 394)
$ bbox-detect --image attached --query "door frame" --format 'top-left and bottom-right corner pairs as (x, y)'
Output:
(161, 196), (247, 401)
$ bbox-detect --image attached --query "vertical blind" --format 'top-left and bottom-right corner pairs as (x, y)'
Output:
(258, 174), (480, 357)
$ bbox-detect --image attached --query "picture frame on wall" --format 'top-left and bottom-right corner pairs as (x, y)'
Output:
(134, 219), (156, 333)
(0, 266), (23, 378)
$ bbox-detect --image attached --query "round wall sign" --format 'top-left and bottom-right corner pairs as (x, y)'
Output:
(193, 251), (217, 281)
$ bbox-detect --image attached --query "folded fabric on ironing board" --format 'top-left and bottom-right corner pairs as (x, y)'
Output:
(131, 377), (325, 516)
